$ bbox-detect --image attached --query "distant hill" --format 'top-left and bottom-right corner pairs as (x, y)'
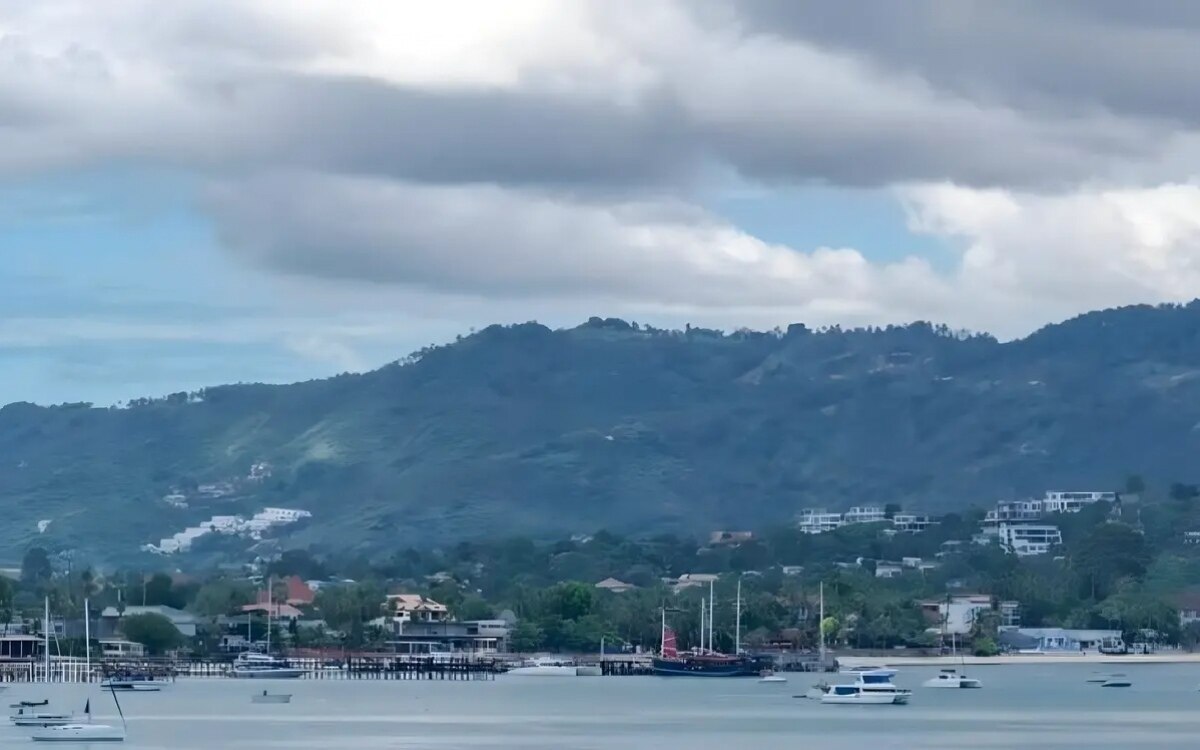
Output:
(6, 302), (1200, 564)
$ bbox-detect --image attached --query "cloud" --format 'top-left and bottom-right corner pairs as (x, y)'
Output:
(3, 0), (1200, 362)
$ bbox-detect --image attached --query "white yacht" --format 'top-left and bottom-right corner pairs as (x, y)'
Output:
(101, 675), (167, 692)
(505, 657), (580, 677)
(813, 672), (911, 705)
(922, 669), (982, 689)
(231, 652), (307, 679)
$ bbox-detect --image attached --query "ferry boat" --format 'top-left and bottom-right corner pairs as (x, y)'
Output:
(922, 669), (982, 689)
(230, 652), (307, 679)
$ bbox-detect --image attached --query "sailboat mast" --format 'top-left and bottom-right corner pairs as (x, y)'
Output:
(660, 607), (666, 654)
(266, 576), (272, 654)
(699, 598), (706, 653)
(735, 578), (742, 655)
(818, 582), (826, 664)
(85, 598), (91, 683)
(43, 596), (50, 683)
(708, 579), (715, 653)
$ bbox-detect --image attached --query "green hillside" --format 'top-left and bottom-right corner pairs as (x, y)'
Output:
(6, 303), (1200, 564)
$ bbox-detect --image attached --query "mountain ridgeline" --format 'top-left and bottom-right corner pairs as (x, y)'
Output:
(6, 302), (1200, 563)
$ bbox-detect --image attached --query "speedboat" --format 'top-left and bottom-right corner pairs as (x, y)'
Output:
(922, 669), (982, 689)
(505, 657), (579, 676)
(30, 723), (125, 742)
(758, 670), (787, 683)
(1100, 674), (1131, 688)
(231, 652), (307, 679)
(840, 665), (898, 678)
(251, 690), (292, 704)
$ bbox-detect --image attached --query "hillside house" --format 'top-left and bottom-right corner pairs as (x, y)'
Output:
(385, 594), (449, 623)
(1042, 491), (1117, 514)
(843, 506), (886, 524)
(998, 523), (1062, 556)
(708, 531), (754, 546)
(595, 578), (637, 594)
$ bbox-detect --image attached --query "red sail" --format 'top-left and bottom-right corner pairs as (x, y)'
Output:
(662, 626), (679, 659)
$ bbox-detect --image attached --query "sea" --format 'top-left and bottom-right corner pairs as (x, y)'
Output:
(3, 663), (1200, 748)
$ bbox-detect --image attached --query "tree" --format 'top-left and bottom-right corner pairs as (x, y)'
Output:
(143, 573), (185, 609)
(190, 580), (254, 618)
(1071, 524), (1151, 600)
(0, 577), (13, 635)
(121, 613), (184, 655)
(21, 547), (52, 588)
(1124, 475), (1145, 496)
(545, 582), (593, 621)
(509, 620), (544, 652)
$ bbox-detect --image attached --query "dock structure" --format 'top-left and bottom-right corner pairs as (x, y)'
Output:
(0, 655), (501, 683)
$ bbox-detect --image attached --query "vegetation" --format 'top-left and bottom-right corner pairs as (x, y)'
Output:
(9, 303), (1200, 562)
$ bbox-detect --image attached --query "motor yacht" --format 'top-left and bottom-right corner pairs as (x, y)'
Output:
(231, 652), (307, 679)
(922, 669), (982, 689)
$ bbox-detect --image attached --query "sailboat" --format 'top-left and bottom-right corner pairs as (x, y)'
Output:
(651, 580), (773, 677)
(11, 598), (73, 727)
(28, 598), (127, 742)
(29, 693), (126, 742)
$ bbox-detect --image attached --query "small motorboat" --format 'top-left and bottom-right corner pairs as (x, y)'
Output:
(1101, 677), (1132, 688)
(505, 657), (580, 677)
(101, 675), (166, 692)
(10, 707), (76, 727)
(251, 690), (293, 704)
(758, 670), (787, 683)
(922, 669), (982, 689)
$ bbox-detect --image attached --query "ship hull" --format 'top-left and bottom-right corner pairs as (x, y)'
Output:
(651, 656), (771, 677)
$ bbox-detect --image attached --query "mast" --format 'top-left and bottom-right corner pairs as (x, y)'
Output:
(708, 579), (715, 653)
(85, 597), (91, 683)
(660, 607), (666, 655)
(735, 578), (742, 655)
(43, 596), (50, 683)
(699, 598), (706, 653)
(265, 576), (272, 654)
(818, 582), (826, 664)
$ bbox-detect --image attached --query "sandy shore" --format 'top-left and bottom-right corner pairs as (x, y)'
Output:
(837, 652), (1200, 666)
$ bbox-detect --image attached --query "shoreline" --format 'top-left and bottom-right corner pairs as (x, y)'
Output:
(837, 653), (1200, 666)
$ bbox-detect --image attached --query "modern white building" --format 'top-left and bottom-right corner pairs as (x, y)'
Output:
(797, 510), (844, 534)
(998, 523), (1062, 556)
(1042, 491), (1118, 514)
(984, 499), (1044, 526)
(920, 595), (993, 636)
(893, 513), (935, 533)
(875, 563), (904, 579)
(843, 506), (886, 524)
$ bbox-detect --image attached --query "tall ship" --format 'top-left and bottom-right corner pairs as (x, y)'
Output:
(651, 579), (774, 677)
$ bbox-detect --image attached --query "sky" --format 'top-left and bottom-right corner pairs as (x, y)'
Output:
(4, 1), (1200, 405)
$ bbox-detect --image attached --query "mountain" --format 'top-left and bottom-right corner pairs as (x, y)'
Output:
(7, 302), (1200, 565)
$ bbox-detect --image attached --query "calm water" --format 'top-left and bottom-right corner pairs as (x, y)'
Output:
(4, 664), (1200, 748)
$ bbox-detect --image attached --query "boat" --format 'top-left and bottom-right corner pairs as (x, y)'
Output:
(652, 580), (776, 678)
(28, 695), (125, 742)
(922, 669), (982, 689)
(101, 674), (167, 692)
(816, 671), (911, 704)
(818, 684), (909, 705)
(758, 670), (787, 683)
(804, 680), (830, 700)
(10, 707), (76, 727)
(1100, 674), (1132, 688)
(505, 657), (580, 677)
(230, 652), (307, 679)
(840, 665), (898, 678)
(30, 723), (125, 743)
(251, 690), (293, 704)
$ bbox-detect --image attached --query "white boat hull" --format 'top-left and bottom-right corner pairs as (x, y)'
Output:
(506, 665), (579, 677)
(30, 724), (124, 742)
(821, 692), (905, 705)
(841, 667), (898, 678)
(251, 694), (292, 704)
(759, 676), (787, 683)
(231, 668), (307, 679)
(923, 678), (982, 688)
